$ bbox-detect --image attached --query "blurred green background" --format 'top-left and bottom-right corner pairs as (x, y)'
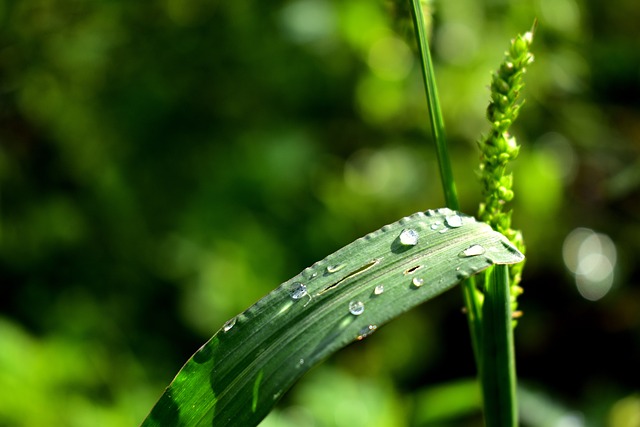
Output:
(1, 0), (639, 425)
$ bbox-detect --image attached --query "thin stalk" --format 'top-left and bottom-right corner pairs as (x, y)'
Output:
(476, 28), (534, 426)
(481, 265), (518, 426)
(408, 0), (483, 366)
(408, 0), (458, 210)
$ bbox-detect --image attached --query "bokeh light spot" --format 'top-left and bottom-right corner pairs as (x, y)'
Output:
(536, 132), (577, 184)
(367, 36), (413, 81)
(355, 75), (404, 123)
(280, 0), (336, 44)
(435, 22), (478, 65)
(562, 228), (617, 301)
(344, 148), (422, 198)
(538, 0), (581, 35)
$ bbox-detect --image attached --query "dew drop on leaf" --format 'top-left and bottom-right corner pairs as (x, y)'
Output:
(223, 317), (237, 332)
(349, 301), (365, 315)
(373, 284), (384, 295)
(357, 324), (377, 340)
(459, 244), (486, 257)
(326, 264), (345, 274)
(412, 277), (425, 288)
(445, 215), (463, 228)
(289, 282), (308, 300)
(399, 229), (419, 246)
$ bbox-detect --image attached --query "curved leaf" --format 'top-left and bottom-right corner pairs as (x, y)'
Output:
(141, 209), (524, 426)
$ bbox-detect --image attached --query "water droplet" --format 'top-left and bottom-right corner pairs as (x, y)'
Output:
(223, 317), (237, 332)
(399, 229), (419, 246)
(412, 277), (425, 288)
(303, 267), (318, 280)
(437, 207), (454, 215)
(459, 244), (486, 257)
(298, 358), (304, 366)
(289, 282), (308, 300)
(445, 214), (463, 228)
(349, 301), (365, 315)
(326, 264), (345, 274)
(430, 221), (441, 230)
(374, 284), (384, 295)
(357, 324), (377, 340)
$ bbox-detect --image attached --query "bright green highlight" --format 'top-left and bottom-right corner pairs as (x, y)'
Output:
(252, 371), (264, 413)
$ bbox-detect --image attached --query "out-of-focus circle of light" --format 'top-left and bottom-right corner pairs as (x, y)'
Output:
(279, 0), (336, 44)
(435, 22), (478, 65)
(344, 148), (420, 198)
(536, 132), (578, 184)
(562, 228), (617, 301)
(556, 413), (586, 427)
(367, 36), (414, 81)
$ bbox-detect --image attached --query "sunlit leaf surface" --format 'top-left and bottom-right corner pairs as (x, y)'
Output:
(142, 209), (524, 427)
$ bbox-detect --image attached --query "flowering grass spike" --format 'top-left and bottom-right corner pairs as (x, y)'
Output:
(478, 26), (535, 320)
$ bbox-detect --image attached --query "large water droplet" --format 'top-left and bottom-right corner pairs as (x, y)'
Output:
(445, 214), (463, 228)
(326, 264), (345, 274)
(437, 207), (454, 215)
(412, 277), (425, 288)
(399, 229), (419, 246)
(459, 244), (486, 258)
(289, 282), (308, 300)
(357, 324), (377, 340)
(374, 284), (384, 295)
(349, 300), (365, 315)
(223, 317), (237, 332)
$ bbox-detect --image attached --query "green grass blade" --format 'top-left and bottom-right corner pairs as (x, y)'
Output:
(408, 0), (484, 370)
(141, 209), (524, 427)
(409, 0), (458, 211)
(481, 264), (518, 426)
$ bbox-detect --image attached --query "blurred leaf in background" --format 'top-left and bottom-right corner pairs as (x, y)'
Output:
(0, 0), (639, 425)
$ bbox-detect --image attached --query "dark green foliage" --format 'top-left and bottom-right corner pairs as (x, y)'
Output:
(1, 0), (639, 425)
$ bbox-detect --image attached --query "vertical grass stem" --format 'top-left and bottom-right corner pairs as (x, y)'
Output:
(408, 0), (483, 372)
(408, 0), (459, 211)
(481, 265), (518, 426)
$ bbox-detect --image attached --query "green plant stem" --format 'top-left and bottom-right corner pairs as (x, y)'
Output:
(408, 0), (483, 368)
(408, 0), (458, 211)
(481, 265), (517, 426)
